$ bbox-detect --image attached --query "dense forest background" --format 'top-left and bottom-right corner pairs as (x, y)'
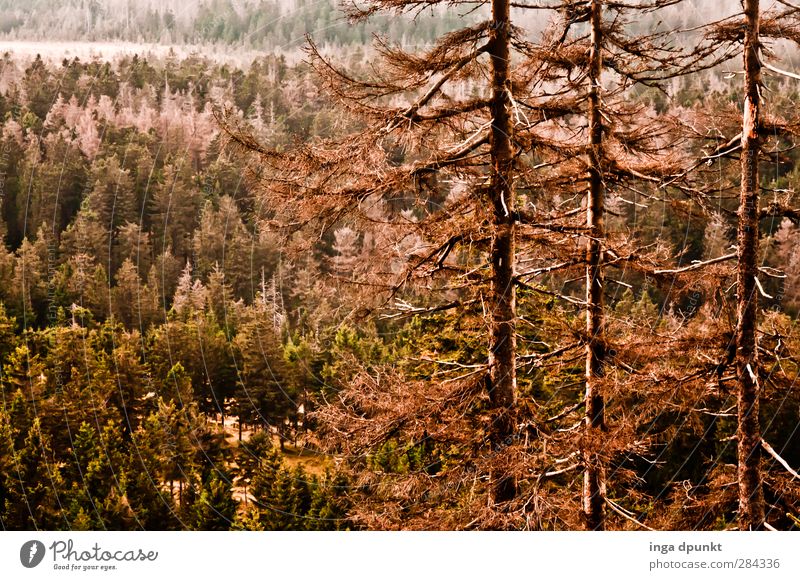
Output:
(0, 0), (470, 49)
(0, 0), (798, 531)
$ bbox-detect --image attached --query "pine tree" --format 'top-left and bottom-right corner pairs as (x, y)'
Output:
(112, 258), (142, 327)
(3, 419), (66, 530)
(232, 306), (294, 444)
(114, 222), (153, 278)
(62, 421), (134, 529)
(150, 164), (202, 263)
(0, 302), (16, 362)
(189, 470), (238, 530)
(126, 414), (181, 530)
(84, 155), (137, 240)
(0, 408), (14, 527)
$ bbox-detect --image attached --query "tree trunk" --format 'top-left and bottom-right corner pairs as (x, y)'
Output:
(583, 0), (607, 531)
(736, 0), (765, 531)
(487, 0), (518, 503)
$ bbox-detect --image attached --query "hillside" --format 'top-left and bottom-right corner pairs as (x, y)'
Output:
(0, 0), (471, 48)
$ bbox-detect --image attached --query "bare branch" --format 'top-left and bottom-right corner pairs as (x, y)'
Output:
(653, 253), (737, 275)
(761, 438), (800, 480)
(605, 498), (657, 531)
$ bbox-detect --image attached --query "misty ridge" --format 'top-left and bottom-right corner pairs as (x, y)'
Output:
(1, 2), (792, 74)
(0, 0), (468, 49)
(0, 1), (743, 47)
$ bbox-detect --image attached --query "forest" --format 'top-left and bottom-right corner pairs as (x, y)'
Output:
(0, 0), (798, 532)
(0, 0), (469, 49)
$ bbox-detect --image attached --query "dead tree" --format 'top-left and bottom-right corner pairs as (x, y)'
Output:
(511, 0), (730, 530)
(218, 0), (797, 531)
(735, 0), (766, 532)
(487, 0), (520, 504)
(584, 0), (607, 532)
(218, 0), (563, 519)
(697, 0), (800, 531)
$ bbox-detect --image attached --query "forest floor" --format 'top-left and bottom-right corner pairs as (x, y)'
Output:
(212, 415), (329, 473)
(204, 415), (332, 507)
(158, 415), (336, 510)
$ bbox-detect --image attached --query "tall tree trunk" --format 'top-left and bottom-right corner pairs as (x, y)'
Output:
(584, 0), (607, 531)
(736, 0), (765, 531)
(488, 0), (517, 503)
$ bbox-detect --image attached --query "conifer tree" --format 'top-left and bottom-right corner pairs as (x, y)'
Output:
(222, 0), (544, 511)
(735, 0), (766, 531)
(693, 0), (800, 532)
(189, 470), (238, 531)
(3, 419), (66, 529)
